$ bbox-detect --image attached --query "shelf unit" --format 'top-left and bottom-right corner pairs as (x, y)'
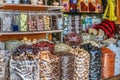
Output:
(0, 3), (63, 11)
(0, 30), (63, 35)
(0, 4), (64, 42)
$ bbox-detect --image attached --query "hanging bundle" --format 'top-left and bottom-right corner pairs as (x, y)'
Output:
(103, 0), (117, 21)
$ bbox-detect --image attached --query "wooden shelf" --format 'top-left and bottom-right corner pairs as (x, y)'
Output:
(0, 3), (63, 11)
(0, 30), (63, 36)
(115, 0), (120, 24)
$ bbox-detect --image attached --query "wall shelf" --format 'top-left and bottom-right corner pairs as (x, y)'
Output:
(0, 30), (63, 36)
(0, 3), (63, 11)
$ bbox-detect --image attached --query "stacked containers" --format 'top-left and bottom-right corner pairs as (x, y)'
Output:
(101, 47), (115, 79)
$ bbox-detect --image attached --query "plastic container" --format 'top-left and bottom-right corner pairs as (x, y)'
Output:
(20, 12), (28, 31)
(12, 11), (20, 32)
(43, 13), (51, 30)
(37, 12), (44, 31)
(2, 11), (12, 32)
(101, 47), (115, 79)
(28, 12), (37, 31)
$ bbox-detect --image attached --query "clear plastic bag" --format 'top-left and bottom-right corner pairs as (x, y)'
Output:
(10, 60), (39, 80)
(64, 32), (82, 48)
(0, 50), (11, 80)
(81, 43), (102, 80)
(4, 50), (11, 80)
(0, 62), (5, 80)
(57, 52), (74, 80)
(39, 51), (60, 80)
(72, 48), (90, 80)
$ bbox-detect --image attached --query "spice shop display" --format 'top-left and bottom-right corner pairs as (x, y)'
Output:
(39, 51), (60, 80)
(101, 47), (115, 79)
(72, 48), (90, 80)
(0, 10), (63, 32)
(57, 52), (74, 80)
(81, 42), (102, 80)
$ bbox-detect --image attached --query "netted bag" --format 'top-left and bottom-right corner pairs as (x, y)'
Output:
(5, 40), (23, 50)
(72, 48), (90, 80)
(4, 50), (11, 80)
(39, 51), (60, 80)
(10, 60), (39, 80)
(0, 50), (5, 80)
(54, 43), (73, 53)
(57, 52), (74, 80)
(81, 42), (102, 80)
(101, 47), (115, 79)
